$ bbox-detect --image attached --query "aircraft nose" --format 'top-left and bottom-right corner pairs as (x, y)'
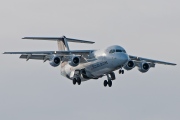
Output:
(119, 53), (129, 64)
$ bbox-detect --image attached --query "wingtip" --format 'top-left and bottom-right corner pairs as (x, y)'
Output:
(22, 37), (32, 39)
(22, 37), (27, 39)
(171, 63), (177, 66)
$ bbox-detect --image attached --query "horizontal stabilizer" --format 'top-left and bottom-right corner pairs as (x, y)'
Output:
(22, 36), (95, 44)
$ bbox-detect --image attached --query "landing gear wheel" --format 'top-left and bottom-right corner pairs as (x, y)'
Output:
(122, 70), (124, 74)
(77, 77), (81, 85)
(108, 80), (112, 87)
(119, 70), (124, 74)
(104, 80), (108, 87)
(73, 78), (77, 85)
(119, 70), (122, 74)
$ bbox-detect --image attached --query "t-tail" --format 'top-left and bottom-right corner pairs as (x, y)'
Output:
(22, 36), (95, 51)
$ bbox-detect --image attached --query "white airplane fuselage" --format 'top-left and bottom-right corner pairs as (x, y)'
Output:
(60, 45), (129, 81)
(4, 36), (176, 87)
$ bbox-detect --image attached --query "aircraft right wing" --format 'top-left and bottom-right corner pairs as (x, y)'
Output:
(3, 50), (95, 61)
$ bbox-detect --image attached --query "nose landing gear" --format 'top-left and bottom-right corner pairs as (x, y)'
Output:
(119, 69), (124, 74)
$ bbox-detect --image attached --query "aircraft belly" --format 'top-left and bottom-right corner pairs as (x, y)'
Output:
(90, 65), (114, 76)
(88, 58), (123, 77)
(84, 60), (114, 77)
(60, 58), (122, 80)
(61, 62), (89, 81)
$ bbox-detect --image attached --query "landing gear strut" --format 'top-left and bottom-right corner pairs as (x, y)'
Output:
(103, 73), (114, 87)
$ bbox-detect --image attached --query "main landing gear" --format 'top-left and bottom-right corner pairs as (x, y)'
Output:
(103, 73), (115, 87)
(73, 77), (81, 85)
(103, 70), (124, 87)
(104, 80), (112, 87)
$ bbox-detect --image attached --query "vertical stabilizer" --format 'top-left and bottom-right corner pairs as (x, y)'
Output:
(57, 36), (69, 51)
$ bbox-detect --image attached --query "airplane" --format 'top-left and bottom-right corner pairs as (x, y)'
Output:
(4, 36), (176, 87)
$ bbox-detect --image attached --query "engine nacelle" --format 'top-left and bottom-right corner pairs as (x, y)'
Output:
(49, 56), (61, 67)
(138, 62), (150, 73)
(69, 56), (80, 67)
(123, 60), (135, 70)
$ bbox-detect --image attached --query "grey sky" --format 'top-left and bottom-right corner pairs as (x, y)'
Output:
(0, 0), (180, 120)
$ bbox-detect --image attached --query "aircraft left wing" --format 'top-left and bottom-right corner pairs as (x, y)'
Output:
(129, 55), (176, 66)
(3, 50), (94, 61)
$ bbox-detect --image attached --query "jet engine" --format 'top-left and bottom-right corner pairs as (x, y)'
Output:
(69, 56), (80, 67)
(123, 60), (135, 70)
(49, 55), (61, 67)
(138, 62), (150, 73)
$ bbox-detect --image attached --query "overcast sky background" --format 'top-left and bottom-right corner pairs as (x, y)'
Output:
(0, 0), (180, 120)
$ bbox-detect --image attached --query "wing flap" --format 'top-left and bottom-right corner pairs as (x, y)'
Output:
(20, 55), (47, 60)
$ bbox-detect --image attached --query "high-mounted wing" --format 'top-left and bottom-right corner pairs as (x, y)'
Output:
(3, 50), (94, 61)
(129, 55), (176, 66)
(4, 50), (93, 55)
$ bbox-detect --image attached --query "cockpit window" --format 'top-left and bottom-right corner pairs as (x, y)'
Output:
(116, 49), (122, 52)
(122, 50), (126, 53)
(109, 49), (115, 53)
(116, 49), (126, 53)
(109, 49), (126, 54)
